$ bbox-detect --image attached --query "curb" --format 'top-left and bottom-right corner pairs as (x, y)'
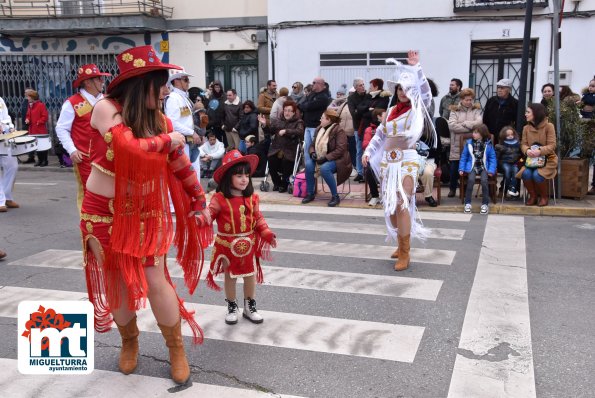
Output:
(256, 195), (595, 218)
(20, 165), (595, 218)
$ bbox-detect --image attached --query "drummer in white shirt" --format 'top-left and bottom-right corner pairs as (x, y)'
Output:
(55, 64), (111, 211)
(0, 96), (19, 212)
(164, 68), (202, 177)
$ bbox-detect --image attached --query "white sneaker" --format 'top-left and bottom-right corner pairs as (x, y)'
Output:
(507, 189), (519, 197)
(368, 197), (380, 206)
(243, 298), (263, 324)
(225, 299), (238, 325)
(464, 203), (472, 213)
(480, 204), (489, 215)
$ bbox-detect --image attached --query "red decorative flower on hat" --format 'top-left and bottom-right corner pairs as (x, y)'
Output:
(107, 45), (181, 93)
(73, 63), (112, 88)
(213, 149), (259, 184)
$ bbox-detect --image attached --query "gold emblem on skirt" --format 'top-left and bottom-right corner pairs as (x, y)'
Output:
(230, 237), (253, 257)
(386, 149), (404, 163)
(85, 222), (93, 233)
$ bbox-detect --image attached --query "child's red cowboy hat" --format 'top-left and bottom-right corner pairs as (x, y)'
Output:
(73, 64), (112, 88)
(107, 45), (181, 93)
(213, 149), (259, 184)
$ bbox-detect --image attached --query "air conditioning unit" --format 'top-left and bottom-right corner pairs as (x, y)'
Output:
(548, 70), (572, 86)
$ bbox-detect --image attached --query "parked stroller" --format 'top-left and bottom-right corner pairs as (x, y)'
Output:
(259, 141), (304, 193)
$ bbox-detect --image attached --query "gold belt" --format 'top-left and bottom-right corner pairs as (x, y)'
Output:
(215, 234), (255, 257)
(81, 213), (113, 224)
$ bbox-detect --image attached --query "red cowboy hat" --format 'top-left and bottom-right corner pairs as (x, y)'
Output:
(213, 149), (259, 184)
(107, 45), (181, 93)
(72, 64), (112, 88)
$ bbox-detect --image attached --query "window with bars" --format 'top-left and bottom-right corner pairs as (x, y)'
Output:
(320, 52), (408, 67)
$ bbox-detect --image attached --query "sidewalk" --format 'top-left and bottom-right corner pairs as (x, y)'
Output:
(251, 173), (595, 218)
(19, 156), (595, 217)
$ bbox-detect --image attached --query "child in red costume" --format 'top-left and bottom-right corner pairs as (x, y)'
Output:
(197, 150), (277, 324)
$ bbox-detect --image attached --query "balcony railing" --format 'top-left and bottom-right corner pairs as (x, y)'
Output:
(0, 0), (173, 18)
(454, 0), (549, 11)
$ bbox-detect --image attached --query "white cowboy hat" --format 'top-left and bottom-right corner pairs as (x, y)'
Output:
(168, 68), (194, 83)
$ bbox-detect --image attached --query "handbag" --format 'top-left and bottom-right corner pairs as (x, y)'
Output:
(524, 143), (546, 168)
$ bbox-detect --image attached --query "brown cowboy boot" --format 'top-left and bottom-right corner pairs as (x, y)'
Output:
(115, 316), (139, 375)
(536, 180), (549, 207)
(158, 319), (190, 384)
(390, 244), (399, 259)
(394, 234), (410, 271)
(523, 179), (537, 206)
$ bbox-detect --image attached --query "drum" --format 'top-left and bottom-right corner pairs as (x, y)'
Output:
(0, 136), (38, 156)
(35, 134), (52, 151)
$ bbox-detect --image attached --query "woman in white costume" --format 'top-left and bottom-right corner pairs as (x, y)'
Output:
(362, 50), (435, 271)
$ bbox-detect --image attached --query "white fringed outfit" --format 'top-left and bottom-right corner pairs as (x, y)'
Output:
(363, 62), (436, 242)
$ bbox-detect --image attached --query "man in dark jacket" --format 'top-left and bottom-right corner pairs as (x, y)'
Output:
(298, 76), (331, 166)
(222, 89), (242, 151)
(347, 78), (367, 178)
(483, 78), (518, 145)
(207, 80), (226, 147)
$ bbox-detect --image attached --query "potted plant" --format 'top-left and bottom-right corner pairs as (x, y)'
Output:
(546, 97), (595, 199)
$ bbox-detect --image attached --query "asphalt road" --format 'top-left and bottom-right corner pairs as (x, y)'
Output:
(0, 169), (593, 398)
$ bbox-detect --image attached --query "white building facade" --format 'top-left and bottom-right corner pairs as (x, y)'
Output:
(268, 0), (595, 112)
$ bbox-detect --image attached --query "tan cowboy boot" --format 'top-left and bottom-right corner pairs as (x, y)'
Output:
(536, 181), (549, 207)
(158, 319), (190, 384)
(390, 244), (399, 259)
(394, 234), (410, 271)
(523, 179), (537, 206)
(115, 316), (139, 375)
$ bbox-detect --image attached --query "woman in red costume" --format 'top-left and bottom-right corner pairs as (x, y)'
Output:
(82, 45), (212, 384)
(197, 150), (276, 325)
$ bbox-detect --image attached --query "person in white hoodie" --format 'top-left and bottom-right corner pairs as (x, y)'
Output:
(199, 133), (225, 178)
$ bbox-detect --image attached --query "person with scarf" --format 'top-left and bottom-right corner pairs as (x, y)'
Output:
(84, 45), (212, 384)
(362, 50), (436, 271)
(302, 108), (352, 207)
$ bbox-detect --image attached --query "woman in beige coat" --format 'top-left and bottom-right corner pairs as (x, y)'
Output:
(516, 103), (558, 206)
(447, 88), (483, 197)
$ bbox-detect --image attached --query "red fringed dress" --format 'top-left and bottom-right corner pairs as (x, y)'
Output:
(202, 192), (275, 290)
(81, 102), (212, 344)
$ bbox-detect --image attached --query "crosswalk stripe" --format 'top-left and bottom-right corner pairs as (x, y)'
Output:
(0, 286), (424, 363)
(266, 218), (465, 240)
(259, 203), (472, 222)
(0, 358), (305, 398)
(447, 216), (535, 398)
(275, 239), (455, 265)
(10, 250), (443, 301)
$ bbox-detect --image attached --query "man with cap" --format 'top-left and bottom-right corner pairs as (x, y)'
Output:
(0, 96), (19, 212)
(483, 78), (519, 145)
(165, 68), (201, 168)
(56, 64), (111, 211)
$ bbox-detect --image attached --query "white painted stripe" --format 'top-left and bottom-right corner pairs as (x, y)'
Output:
(276, 239), (455, 265)
(260, 265), (442, 301)
(10, 250), (443, 301)
(447, 216), (535, 398)
(0, 286), (424, 363)
(266, 218), (465, 240)
(0, 358), (305, 398)
(14, 182), (58, 186)
(259, 203), (472, 222)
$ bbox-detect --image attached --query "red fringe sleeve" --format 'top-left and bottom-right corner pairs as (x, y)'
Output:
(252, 194), (275, 283)
(168, 147), (213, 295)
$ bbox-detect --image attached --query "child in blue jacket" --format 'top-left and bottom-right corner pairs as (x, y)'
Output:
(459, 123), (497, 214)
